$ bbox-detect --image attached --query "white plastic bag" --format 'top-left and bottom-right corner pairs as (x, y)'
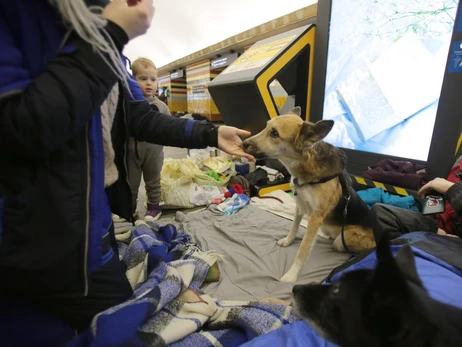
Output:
(189, 184), (227, 206)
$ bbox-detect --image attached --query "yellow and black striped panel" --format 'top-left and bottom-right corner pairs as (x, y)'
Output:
(350, 175), (419, 198)
(255, 175), (419, 200)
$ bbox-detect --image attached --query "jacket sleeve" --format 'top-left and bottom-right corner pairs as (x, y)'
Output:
(446, 181), (462, 216)
(0, 20), (128, 160)
(126, 76), (219, 149)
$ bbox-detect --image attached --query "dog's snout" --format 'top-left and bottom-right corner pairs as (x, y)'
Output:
(242, 137), (266, 159)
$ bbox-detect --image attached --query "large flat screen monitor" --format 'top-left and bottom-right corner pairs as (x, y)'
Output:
(310, 0), (462, 180)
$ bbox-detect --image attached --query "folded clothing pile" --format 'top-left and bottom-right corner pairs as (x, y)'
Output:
(363, 159), (428, 190)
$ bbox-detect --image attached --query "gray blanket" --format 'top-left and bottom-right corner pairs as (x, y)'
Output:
(177, 205), (350, 301)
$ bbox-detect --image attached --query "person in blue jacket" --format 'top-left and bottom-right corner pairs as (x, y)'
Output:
(0, 0), (254, 335)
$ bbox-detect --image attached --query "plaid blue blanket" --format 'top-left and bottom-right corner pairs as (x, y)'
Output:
(67, 222), (299, 347)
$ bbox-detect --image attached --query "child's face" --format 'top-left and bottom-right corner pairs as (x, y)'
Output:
(135, 67), (158, 97)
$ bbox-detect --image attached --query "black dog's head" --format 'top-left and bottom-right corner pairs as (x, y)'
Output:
(293, 237), (462, 347)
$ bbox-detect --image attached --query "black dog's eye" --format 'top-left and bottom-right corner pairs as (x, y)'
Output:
(270, 129), (279, 138)
(331, 283), (340, 294)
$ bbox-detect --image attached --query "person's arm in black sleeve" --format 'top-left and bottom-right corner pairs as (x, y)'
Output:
(0, 19), (128, 160)
(125, 73), (219, 148)
(128, 99), (219, 148)
(446, 181), (462, 215)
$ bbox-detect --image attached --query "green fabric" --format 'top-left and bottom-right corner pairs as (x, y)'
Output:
(205, 171), (221, 182)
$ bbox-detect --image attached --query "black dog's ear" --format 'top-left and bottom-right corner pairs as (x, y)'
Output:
(374, 236), (407, 286)
(297, 120), (334, 148)
(366, 236), (412, 302)
(361, 238), (412, 337)
(375, 237), (422, 288)
(290, 106), (302, 117)
(395, 245), (424, 289)
(375, 235), (394, 265)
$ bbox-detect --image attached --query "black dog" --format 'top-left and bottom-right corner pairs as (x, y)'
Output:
(292, 237), (462, 347)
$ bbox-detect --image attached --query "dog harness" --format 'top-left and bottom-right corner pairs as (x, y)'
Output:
(340, 193), (358, 257)
(292, 172), (358, 257)
(292, 172), (343, 195)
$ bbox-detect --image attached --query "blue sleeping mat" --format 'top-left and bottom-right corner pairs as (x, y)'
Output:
(242, 232), (462, 347)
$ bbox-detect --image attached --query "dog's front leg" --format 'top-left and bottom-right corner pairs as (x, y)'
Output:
(278, 205), (304, 247)
(280, 214), (322, 282)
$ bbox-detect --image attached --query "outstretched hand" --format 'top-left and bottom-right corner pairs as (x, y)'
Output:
(217, 126), (255, 161)
(418, 177), (454, 198)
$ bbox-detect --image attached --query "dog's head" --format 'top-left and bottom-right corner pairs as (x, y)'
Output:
(293, 237), (431, 347)
(242, 107), (334, 160)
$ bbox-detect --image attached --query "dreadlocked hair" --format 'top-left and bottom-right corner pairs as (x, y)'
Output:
(49, 0), (132, 94)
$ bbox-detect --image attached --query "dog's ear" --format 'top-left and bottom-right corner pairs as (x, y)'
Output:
(394, 245), (424, 289)
(310, 120), (335, 142)
(366, 236), (411, 300)
(375, 238), (422, 288)
(361, 237), (412, 337)
(374, 236), (408, 285)
(297, 120), (334, 147)
(375, 235), (394, 265)
(289, 106), (302, 117)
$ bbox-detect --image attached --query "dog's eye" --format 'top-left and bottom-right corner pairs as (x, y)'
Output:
(331, 283), (340, 294)
(270, 129), (279, 138)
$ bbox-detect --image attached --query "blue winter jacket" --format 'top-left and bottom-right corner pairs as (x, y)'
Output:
(0, 0), (218, 297)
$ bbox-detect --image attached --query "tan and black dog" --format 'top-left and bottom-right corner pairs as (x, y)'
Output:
(243, 107), (375, 282)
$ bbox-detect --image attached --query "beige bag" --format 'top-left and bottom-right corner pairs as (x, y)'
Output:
(161, 158), (235, 209)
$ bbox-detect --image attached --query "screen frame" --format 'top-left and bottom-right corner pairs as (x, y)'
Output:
(310, 0), (462, 180)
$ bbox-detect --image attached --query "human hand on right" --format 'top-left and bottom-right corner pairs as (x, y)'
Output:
(418, 177), (455, 198)
(437, 228), (460, 238)
(103, 0), (155, 40)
